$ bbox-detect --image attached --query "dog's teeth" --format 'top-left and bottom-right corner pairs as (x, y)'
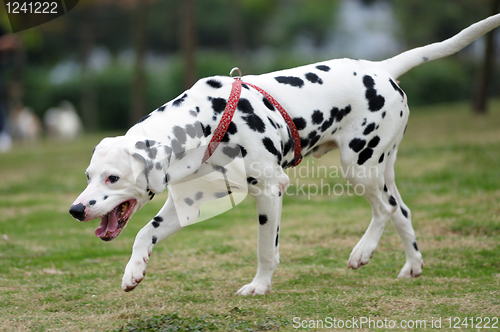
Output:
(119, 203), (128, 218)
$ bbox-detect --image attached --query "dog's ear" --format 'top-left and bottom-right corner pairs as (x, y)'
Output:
(129, 139), (172, 194)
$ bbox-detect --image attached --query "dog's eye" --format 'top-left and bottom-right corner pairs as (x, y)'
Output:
(108, 175), (120, 183)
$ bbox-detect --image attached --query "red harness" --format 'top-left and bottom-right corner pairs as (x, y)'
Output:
(202, 75), (302, 168)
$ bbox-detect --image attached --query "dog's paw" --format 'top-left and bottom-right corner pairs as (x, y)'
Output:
(121, 256), (148, 292)
(398, 258), (424, 278)
(347, 238), (377, 269)
(236, 281), (271, 296)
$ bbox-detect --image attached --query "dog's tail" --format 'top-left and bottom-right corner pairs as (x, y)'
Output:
(379, 13), (500, 79)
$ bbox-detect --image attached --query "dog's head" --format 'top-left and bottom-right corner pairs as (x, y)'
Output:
(69, 136), (171, 241)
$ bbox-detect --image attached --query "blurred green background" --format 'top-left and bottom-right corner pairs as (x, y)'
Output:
(0, 0), (499, 133)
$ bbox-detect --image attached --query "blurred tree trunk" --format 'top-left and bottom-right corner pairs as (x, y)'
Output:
(229, 0), (248, 72)
(131, 0), (148, 125)
(180, 0), (197, 90)
(80, 7), (97, 131)
(472, 0), (499, 114)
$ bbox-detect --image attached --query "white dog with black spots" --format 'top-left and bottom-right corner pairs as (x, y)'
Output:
(70, 15), (500, 295)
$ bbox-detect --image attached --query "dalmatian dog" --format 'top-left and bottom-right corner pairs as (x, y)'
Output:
(70, 15), (500, 295)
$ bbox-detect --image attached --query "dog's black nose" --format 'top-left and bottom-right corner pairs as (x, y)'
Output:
(69, 203), (86, 221)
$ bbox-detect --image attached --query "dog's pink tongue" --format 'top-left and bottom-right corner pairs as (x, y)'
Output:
(95, 211), (118, 238)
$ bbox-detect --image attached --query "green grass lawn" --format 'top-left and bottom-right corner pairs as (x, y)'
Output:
(1, 101), (499, 331)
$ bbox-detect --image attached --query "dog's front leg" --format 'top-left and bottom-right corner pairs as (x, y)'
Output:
(122, 197), (182, 291)
(237, 180), (286, 296)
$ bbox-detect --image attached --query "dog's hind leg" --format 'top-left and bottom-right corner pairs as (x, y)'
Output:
(237, 172), (289, 295)
(122, 197), (182, 291)
(384, 149), (423, 277)
(340, 144), (397, 270)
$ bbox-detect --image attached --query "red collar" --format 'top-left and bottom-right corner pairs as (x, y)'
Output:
(202, 77), (302, 167)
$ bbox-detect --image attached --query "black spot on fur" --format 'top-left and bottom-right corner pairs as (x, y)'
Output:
(422, 56), (429, 62)
(316, 65), (330, 72)
(135, 140), (155, 151)
(227, 121), (237, 135)
(221, 132), (231, 144)
(237, 98), (254, 114)
(382, 111), (386, 118)
(275, 76), (304, 88)
(308, 131), (321, 147)
(263, 97), (275, 111)
(283, 138), (293, 156)
(173, 93), (187, 107)
(349, 138), (366, 152)
(389, 78), (404, 98)
(330, 105), (352, 123)
(195, 191), (203, 200)
(206, 79), (222, 89)
(368, 136), (380, 148)
(389, 195), (397, 206)
(301, 138), (310, 149)
(215, 192), (229, 198)
(202, 124), (212, 138)
(184, 198), (194, 206)
(262, 137), (279, 157)
(103, 196), (108, 200)
(89, 200), (96, 206)
(400, 110), (403, 117)
(152, 216), (163, 228)
(247, 177), (258, 185)
(321, 119), (334, 132)
(243, 114), (266, 133)
(152, 236), (157, 244)
(238, 144), (248, 157)
(363, 123), (376, 135)
(321, 105), (351, 133)
(357, 148), (373, 165)
(210, 97), (227, 114)
(267, 117), (277, 129)
(172, 126), (187, 144)
(293, 117), (307, 131)
(363, 75), (385, 112)
(383, 184), (388, 192)
(305, 72), (323, 84)
(311, 110), (324, 125)
(157, 105), (166, 112)
(136, 141), (158, 160)
(185, 122), (204, 139)
(413, 241), (419, 251)
(171, 139), (185, 159)
(258, 214), (268, 225)
(136, 114), (151, 124)
(222, 145), (243, 158)
(401, 207), (408, 218)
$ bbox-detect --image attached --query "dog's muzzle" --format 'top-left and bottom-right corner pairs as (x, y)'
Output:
(69, 203), (86, 221)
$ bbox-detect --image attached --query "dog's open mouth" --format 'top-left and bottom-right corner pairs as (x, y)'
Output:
(95, 199), (137, 241)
